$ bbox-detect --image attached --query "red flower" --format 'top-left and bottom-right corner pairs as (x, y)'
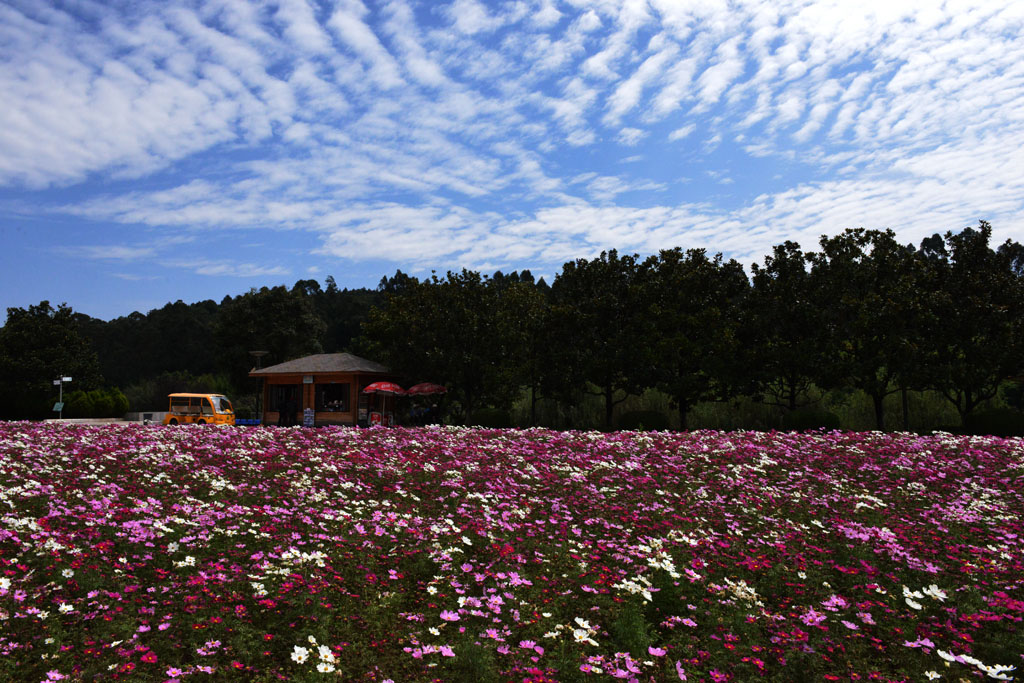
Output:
(140, 651), (157, 664)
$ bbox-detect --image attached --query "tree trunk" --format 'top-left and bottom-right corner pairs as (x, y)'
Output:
(872, 392), (885, 431)
(901, 386), (909, 431)
(678, 399), (689, 431)
(529, 383), (537, 427)
(604, 385), (614, 431)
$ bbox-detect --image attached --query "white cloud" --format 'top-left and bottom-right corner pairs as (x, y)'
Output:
(668, 124), (696, 141)
(447, 0), (504, 35)
(3, 0), (1024, 287)
(59, 245), (157, 261)
(164, 258), (290, 278)
(327, 2), (405, 89)
(616, 127), (646, 146)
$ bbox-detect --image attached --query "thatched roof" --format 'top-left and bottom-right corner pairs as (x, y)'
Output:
(249, 353), (389, 376)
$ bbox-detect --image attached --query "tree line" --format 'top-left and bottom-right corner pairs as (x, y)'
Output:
(1, 222), (1022, 431)
(0, 276), (370, 419)
(362, 222), (1024, 431)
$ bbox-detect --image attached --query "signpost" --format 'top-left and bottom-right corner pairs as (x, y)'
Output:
(53, 376), (72, 419)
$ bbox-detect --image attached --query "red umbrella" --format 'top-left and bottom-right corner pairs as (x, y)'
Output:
(407, 382), (447, 396)
(362, 381), (406, 395)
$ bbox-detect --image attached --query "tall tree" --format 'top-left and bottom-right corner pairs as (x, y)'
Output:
(216, 285), (326, 389)
(0, 301), (102, 419)
(919, 222), (1024, 421)
(361, 270), (510, 421)
(745, 241), (824, 412)
(551, 250), (651, 429)
(808, 229), (923, 430)
(493, 278), (550, 425)
(646, 248), (748, 429)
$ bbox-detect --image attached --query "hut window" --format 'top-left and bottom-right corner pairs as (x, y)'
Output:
(316, 383), (350, 412)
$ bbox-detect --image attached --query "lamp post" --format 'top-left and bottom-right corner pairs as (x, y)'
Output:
(53, 376), (72, 419)
(249, 351), (268, 424)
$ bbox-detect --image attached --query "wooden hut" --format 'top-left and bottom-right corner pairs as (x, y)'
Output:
(249, 353), (398, 426)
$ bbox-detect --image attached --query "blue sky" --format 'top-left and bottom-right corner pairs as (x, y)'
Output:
(2, 0), (1023, 321)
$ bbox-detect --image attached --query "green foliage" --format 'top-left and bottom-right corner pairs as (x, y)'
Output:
(645, 248), (750, 429)
(63, 387), (129, 418)
(551, 250), (650, 429)
(919, 222), (1024, 420)
(608, 601), (652, 656)
(0, 301), (103, 419)
(122, 371), (233, 412)
(616, 410), (669, 431)
(809, 229), (922, 430)
(963, 407), (1024, 437)
(361, 270), (539, 421)
(216, 285), (326, 389)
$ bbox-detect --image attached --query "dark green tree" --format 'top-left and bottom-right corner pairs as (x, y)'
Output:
(361, 270), (511, 422)
(918, 222), (1024, 421)
(216, 285), (326, 389)
(551, 250), (651, 430)
(646, 248), (749, 429)
(745, 241), (824, 412)
(79, 300), (219, 387)
(493, 278), (550, 425)
(808, 228), (922, 430)
(315, 277), (381, 353)
(0, 301), (103, 419)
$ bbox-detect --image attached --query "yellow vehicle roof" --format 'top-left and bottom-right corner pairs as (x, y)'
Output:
(168, 393), (228, 398)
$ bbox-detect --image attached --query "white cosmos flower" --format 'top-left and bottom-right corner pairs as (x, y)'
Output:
(317, 662), (336, 673)
(905, 598), (923, 610)
(923, 584), (947, 601)
(924, 672), (940, 680)
(291, 646), (309, 663)
(573, 629), (598, 646)
(980, 664), (1016, 680)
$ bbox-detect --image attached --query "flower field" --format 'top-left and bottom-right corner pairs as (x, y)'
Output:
(1, 423), (1022, 683)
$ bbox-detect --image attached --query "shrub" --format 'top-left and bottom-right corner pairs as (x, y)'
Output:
(963, 407), (1024, 437)
(62, 387), (129, 418)
(781, 407), (841, 431)
(617, 410), (669, 431)
(63, 390), (95, 418)
(471, 407), (512, 428)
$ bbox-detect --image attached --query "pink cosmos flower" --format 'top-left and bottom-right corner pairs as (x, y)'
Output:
(439, 645), (455, 657)
(440, 610), (459, 621)
(648, 646), (667, 656)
